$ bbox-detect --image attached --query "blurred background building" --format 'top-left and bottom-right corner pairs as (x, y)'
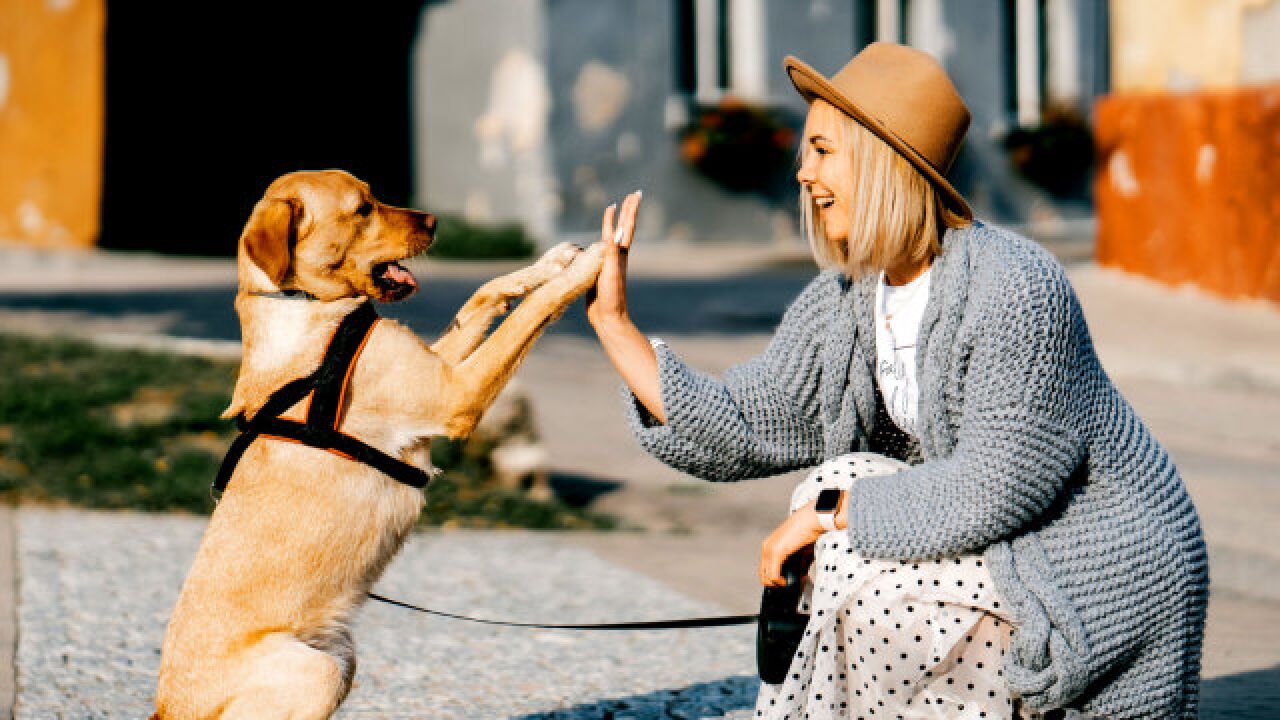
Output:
(1094, 0), (1280, 303)
(1, 0), (1278, 300)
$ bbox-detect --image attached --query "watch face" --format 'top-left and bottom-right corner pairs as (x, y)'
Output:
(814, 488), (842, 514)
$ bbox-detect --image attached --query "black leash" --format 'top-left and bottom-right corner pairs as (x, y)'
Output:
(367, 592), (758, 630)
(216, 300), (760, 632)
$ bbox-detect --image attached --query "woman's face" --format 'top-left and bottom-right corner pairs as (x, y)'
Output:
(796, 101), (854, 245)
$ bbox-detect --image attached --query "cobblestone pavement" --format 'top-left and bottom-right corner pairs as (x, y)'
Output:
(15, 508), (758, 719)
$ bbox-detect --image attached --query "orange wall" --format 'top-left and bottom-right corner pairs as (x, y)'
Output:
(1094, 85), (1280, 303)
(0, 0), (104, 248)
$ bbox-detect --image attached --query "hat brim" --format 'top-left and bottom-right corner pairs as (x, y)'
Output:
(784, 56), (973, 222)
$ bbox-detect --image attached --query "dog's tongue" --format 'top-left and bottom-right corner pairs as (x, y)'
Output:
(382, 261), (417, 290)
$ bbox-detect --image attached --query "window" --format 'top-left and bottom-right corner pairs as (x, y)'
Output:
(873, 0), (909, 45)
(1004, 0), (1048, 126)
(856, 0), (878, 50)
(671, 0), (766, 103)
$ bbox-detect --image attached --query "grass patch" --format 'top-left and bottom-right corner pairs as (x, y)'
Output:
(426, 215), (536, 260)
(0, 333), (613, 529)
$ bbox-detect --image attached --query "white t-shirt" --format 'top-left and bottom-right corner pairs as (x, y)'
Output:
(873, 268), (932, 437)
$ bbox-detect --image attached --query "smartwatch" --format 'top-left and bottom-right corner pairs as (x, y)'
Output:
(814, 488), (844, 532)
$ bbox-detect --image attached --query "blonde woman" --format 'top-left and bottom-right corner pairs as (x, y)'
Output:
(586, 44), (1206, 719)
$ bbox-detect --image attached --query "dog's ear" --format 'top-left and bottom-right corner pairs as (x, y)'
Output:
(241, 198), (298, 287)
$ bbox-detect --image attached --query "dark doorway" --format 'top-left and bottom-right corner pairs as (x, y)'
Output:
(100, 2), (424, 255)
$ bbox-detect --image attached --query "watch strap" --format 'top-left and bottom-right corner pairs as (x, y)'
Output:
(815, 488), (842, 532)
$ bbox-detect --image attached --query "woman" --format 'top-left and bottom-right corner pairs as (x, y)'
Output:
(586, 43), (1207, 719)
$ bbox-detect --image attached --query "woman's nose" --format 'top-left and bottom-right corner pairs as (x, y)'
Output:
(796, 155), (816, 186)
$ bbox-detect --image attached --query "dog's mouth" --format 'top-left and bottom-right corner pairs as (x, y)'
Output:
(372, 260), (418, 301)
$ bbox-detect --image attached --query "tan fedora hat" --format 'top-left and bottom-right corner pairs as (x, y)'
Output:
(785, 42), (973, 220)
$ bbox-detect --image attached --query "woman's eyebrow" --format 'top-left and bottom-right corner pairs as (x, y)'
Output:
(808, 135), (831, 145)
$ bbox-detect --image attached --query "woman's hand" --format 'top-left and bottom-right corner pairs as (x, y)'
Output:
(582, 191), (666, 423)
(759, 501), (827, 587)
(585, 191), (641, 329)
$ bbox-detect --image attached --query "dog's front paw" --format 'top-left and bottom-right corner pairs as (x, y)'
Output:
(563, 242), (605, 290)
(538, 242), (582, 273)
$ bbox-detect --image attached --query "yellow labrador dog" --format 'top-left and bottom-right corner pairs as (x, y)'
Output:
(154, 170), (605, 719)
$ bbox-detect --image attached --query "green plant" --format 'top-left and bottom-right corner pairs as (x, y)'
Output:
(1002, 105), (1095, 198)
(679, 96), (797, 192)
(426, 215), (535, 260)
(0, 333), (613, 529)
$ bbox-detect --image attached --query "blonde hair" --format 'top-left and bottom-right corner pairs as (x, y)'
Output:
(800, 102), (971, 279)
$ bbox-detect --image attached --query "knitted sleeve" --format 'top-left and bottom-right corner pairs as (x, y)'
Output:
(843, 258), (1087, 559)
(619, 272), (837, 482)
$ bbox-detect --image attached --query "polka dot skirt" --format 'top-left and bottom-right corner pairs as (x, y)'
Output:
(754, 453), (1027, 720)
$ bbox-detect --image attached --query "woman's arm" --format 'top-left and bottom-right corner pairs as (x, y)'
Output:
(586, 193), (833, 482)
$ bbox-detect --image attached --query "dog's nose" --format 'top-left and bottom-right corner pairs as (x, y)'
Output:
(422, 213), (437, 233)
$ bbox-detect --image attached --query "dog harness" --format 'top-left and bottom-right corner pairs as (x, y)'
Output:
(213, 301), (432, 495)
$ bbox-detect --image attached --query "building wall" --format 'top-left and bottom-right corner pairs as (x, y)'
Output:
(1095, 86), (1280, 302)
(414, 0), (557, 241)
(1111, 0), (1280, 92)
(413, 0), (1112, 247)
(1095, 0), (1280, 302)
(0, 0), (103, 248)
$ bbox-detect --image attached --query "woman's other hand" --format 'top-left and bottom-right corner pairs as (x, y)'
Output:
(586, 191), (641, 328)
(760, 501), (827, 587)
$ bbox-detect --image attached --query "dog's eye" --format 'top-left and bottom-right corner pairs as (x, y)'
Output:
(355, 201), (373, 217)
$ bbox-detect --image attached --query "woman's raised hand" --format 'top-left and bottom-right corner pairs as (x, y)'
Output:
(584, 191), (665, 424)
(585, 191), (641, 329)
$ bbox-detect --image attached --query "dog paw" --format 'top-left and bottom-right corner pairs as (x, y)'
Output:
(564, 242), (605, 287)
(538, 242), (582, 272)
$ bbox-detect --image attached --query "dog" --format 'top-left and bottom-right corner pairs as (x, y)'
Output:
(153, 169), (603, 719)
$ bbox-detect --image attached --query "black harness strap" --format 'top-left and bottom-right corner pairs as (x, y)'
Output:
(213, 302), (432, 495)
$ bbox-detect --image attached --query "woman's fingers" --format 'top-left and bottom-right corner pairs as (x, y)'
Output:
(760, 504), (823, 587)
(760, 535), (789, 587)
(616, 191), (642, 251)
(601, 202), (617, 244)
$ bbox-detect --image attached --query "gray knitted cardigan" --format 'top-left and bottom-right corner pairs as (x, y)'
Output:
(623, 221), (1209, 718)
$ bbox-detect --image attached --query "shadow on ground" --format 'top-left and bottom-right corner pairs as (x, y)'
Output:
(507, 664), (1280, 719)
(549, 472), (624, 508)
(513, 675), (759, 720)
(1202, 664), (1280, 719)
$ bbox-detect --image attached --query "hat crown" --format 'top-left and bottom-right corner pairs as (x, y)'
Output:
(826, 43), (969, 173)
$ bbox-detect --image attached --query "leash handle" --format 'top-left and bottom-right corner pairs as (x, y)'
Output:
(366, 592), (757, 630)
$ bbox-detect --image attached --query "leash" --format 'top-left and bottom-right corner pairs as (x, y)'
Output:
(367, 591), (758, 630)
(216, 300), (760, 632)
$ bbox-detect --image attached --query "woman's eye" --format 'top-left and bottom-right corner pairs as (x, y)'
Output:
(815, 146), (830, 155)
(355, 201), (373, 217)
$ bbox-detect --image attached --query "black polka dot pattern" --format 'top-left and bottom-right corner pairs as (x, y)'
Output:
(755, 453), (1023, 720)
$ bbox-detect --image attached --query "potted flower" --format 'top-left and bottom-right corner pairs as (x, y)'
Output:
(679, 96), (797, 193)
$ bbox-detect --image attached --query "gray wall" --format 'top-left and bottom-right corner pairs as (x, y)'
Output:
(413, 0), (1110, 247)
(413, 0), (556, 240)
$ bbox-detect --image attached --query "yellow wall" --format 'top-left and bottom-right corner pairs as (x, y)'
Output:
(0, 0), (104, 248)
(1111, 0), (1278, 92)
